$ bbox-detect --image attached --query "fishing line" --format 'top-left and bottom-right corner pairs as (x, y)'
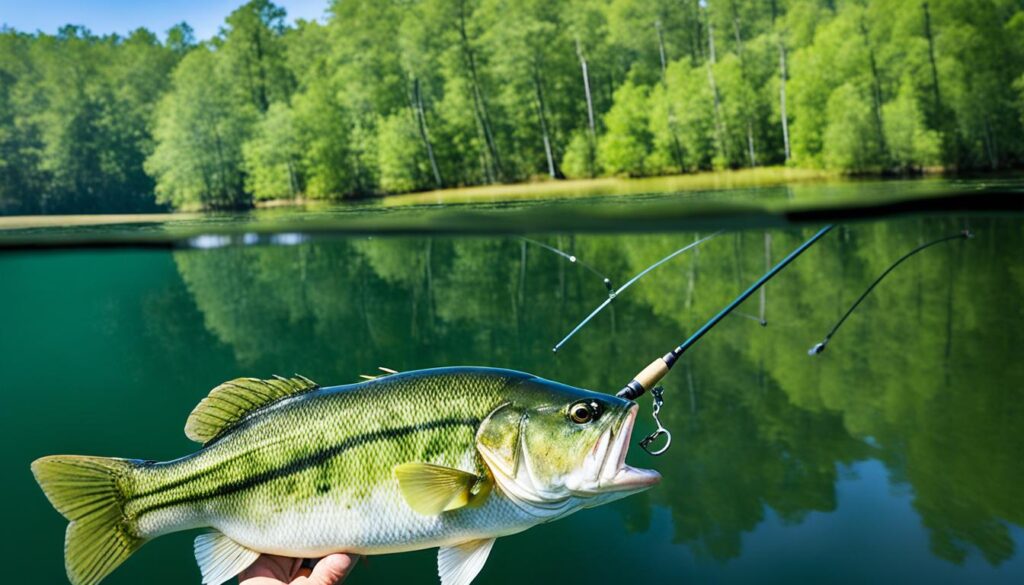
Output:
(613, 224), (835, 455)
(552, 232), (721, 352)
(520, 237), (614, 293)
(808, 229), (972, 356)
(733, 310), (768, 326)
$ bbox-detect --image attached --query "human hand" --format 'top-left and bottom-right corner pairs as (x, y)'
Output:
(239, 554), (358, 585)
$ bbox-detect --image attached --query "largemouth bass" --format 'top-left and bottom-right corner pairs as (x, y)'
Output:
(32, 366), (660, 585)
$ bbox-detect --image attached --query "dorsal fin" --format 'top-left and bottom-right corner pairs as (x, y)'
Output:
(185, 375), (319, 444)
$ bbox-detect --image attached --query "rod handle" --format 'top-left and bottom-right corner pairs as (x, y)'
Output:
(616, 356), (671, 400)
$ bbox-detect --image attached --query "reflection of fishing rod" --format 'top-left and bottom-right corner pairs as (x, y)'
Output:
(521, 236), (615, 293)
(616, 225), (835, 455)
(552, 232), (721, 352)
(808, 229), (972, 356)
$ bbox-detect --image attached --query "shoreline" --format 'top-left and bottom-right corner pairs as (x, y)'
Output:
(2, 167), (1018, 231)
(254, 167), (838, 209)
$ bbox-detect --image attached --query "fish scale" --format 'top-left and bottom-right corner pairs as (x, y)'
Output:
(132, 370), (519, 547)
(33, 366), (660, 585)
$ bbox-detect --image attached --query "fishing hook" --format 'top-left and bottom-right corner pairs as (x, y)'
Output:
(638, 386), (672, 456)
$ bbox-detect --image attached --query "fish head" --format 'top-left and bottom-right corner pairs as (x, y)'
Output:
(476, 375), (660, 511)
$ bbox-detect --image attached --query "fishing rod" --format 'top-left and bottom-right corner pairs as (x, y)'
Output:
(552, 232), (721, 352)
(520, 236), (615, 293)
(616, 224), (835, 455)
(808, 229), (972, 356)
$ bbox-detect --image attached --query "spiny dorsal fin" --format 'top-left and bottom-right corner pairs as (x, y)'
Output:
(359, 366), (400, 382)
(185, 375), (319, 444)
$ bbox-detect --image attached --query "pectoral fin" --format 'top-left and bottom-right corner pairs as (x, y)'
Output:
(438, 538), (496, 585)
(194, 531), (260, 585)
(394, 462), (489, 515)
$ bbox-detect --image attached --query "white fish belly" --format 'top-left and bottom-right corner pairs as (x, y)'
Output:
(211, 484), (538, 557)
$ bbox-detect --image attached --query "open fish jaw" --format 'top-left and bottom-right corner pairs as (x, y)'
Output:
(574, 405), (660, 494)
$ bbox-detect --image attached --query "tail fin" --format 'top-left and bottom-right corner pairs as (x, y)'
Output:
(32, 455), (147, 585)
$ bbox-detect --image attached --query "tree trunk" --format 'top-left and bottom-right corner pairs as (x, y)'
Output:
(860, 18), (888, 160)
(413, 78), (443, 188)
(982, 116), (998, 169)
(779, 41), (791, 161)
(770, 0), (790, 161)
(533, 68), (563, 179)
(922, 2), (941, 115)
(655, 19), (668, 77)
(287, 159), (298, 197)
(706, 13), (730, 164)
(576, 40), (596, 138)
(691, 0), (703, 65)
(576, 39), (597, 177)
(252, 31), (269, 113)
(655, 19), (686, 172)
(730, 4), (756, 167)
(457, 0), (502, 180)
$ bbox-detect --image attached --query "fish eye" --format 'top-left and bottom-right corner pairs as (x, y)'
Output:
(568, 400), (602, 424)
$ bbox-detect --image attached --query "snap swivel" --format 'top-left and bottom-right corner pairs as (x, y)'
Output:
(638, 386), (672, 456)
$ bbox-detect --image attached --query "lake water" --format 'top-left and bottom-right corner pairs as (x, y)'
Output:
(2, 179), (1023, 584)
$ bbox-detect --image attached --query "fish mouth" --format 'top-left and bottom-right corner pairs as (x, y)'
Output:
(580, 405), (661, 494)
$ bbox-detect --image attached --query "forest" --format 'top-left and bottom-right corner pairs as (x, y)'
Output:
(1, 0), (1023, 214)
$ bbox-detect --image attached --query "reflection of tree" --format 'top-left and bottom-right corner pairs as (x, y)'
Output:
(171, 219), (1024, 566)
(651, 344), (868, 560)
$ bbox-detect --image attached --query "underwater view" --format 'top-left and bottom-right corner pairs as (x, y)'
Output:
(3, 180), (1023, 584)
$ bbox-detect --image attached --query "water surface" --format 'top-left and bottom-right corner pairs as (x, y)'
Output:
(2, 182), (1022, 584)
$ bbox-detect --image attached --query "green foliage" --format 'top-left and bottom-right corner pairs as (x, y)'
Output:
(599, 81), (651, 176)
(220, 0), (293, 113)
(3, 0), (1024, 213)
(243, 102), (301, 199)
(823, 83), (883, 172)
(562, 130), (600, 179)
(0, 25), (179, 213)
(146, 48), (256, 208)
(377, 112), (428, 193)
(883, 80), (942, 169)
(290, 80), (362, 198)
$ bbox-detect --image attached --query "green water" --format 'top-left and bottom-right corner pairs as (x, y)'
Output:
(2, 185), (1023, 584)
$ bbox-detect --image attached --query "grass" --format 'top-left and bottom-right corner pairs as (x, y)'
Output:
(380, 166), (837, 206)
(0, 212), (202, 231)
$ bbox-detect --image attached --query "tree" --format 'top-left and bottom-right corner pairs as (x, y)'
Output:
(599, 81), (651, 175)
(0, 30), (44, 213)
(243, 102), (302, 199)
(221, 0), (293, 113)
(377, 111), (431, 193)
(5, 0), (1024, 213)
(883, 79), (941, 171)
(146, 47), (256, 208)
(823, 82), (882, 172)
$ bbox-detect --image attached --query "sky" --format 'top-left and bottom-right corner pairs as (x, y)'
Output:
(0, 0), (328, 40)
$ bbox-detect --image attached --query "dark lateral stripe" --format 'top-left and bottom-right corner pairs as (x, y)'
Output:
(136, 447), (257, 499)
(138, 416), (480, 516)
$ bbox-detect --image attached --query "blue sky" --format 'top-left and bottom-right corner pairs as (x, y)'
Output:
(0, 0), (328, 40)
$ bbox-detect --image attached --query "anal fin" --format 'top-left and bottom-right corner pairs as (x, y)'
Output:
(194, 531), (260, 585)
(438, 538), (496, 585)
